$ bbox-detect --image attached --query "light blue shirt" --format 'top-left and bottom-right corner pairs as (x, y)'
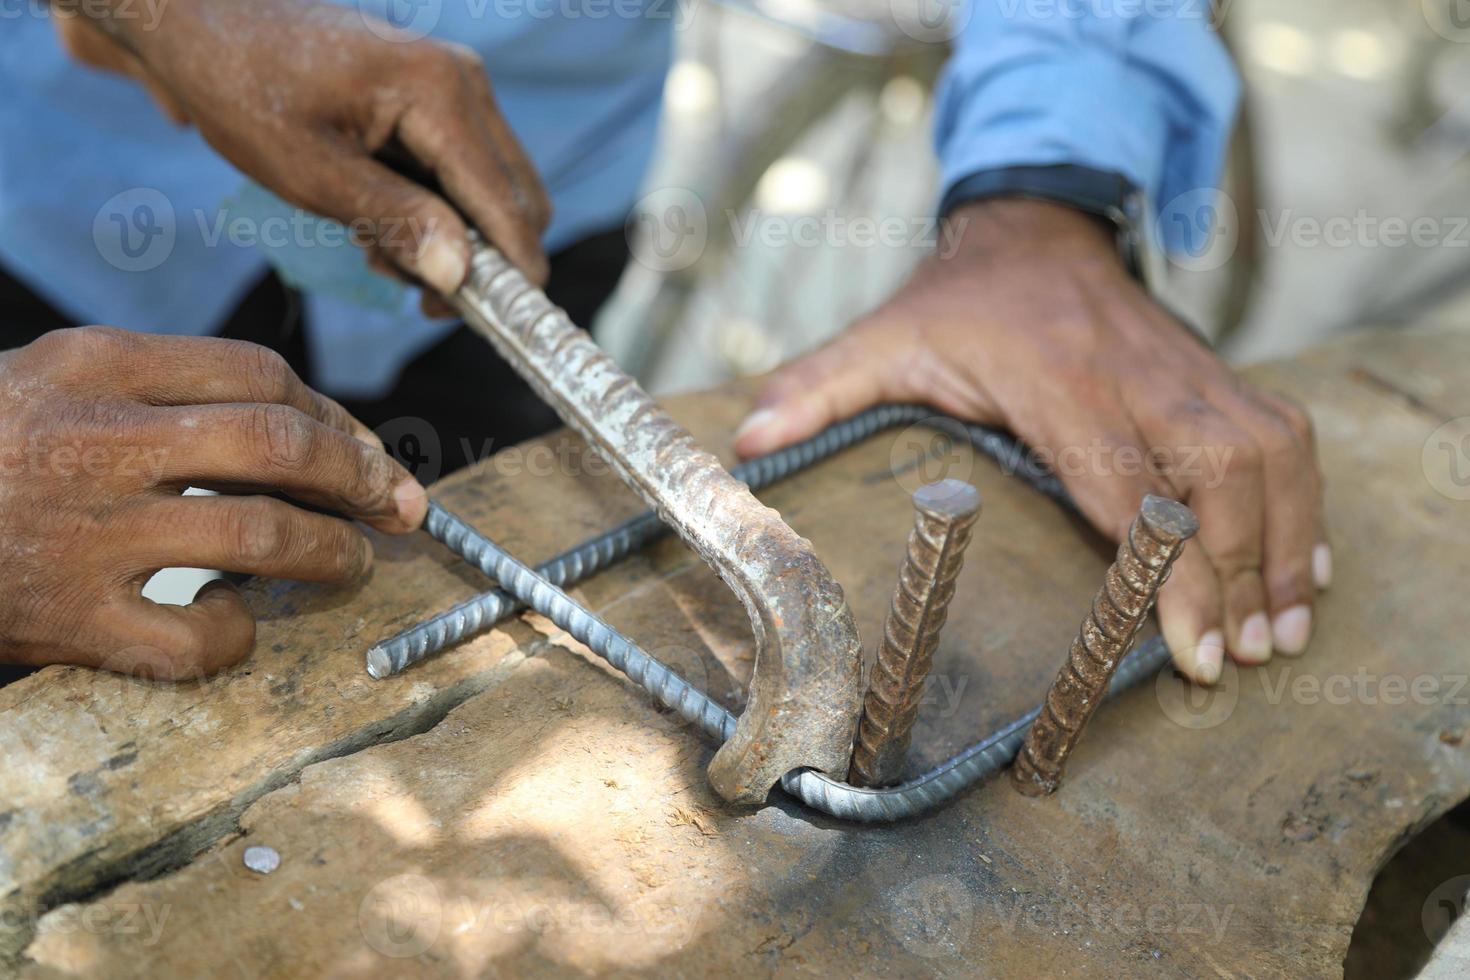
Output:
(0, 1), (1236, 397)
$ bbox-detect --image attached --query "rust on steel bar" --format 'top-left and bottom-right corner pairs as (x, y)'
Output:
(1012, 494), (1198, 797)
(450, 240), (864, 803)
(849, 480), (981, 788)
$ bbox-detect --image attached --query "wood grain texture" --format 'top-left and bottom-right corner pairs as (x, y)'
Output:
(5, 326), (1470, 978)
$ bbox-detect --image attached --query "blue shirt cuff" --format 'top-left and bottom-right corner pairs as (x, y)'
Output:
(934, 3), (1240, 254)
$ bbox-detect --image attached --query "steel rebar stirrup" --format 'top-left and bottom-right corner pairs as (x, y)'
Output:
(424, 503), (1175, 823)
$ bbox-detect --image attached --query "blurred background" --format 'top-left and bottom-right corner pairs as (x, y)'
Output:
(595, 0), (1470, 394)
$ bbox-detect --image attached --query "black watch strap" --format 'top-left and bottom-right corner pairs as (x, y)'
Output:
(939, 164), (1157, 285)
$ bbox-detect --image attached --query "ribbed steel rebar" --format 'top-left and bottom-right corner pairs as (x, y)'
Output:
(1012, 495), (1199, 797)
(424, 500), (1174, 822)
(849, 480), (982, 788)
(365, 511), (665, 679)
(426, 505), (736, 744)
(368, 406), (1061, 677)
(455, 242), (871, 803)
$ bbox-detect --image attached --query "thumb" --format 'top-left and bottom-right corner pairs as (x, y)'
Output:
(733, 323), (893, 458)
(96, 581), (257, 681)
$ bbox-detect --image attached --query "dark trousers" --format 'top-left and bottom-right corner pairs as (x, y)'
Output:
(0, 231), (627, 686)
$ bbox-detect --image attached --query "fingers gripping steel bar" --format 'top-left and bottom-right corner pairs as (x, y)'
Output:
(451, 241), (863, 804)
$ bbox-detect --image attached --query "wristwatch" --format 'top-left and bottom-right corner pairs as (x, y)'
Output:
(939, 164), (1163, 289)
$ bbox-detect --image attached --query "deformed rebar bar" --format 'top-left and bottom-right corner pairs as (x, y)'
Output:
(1011, 495), (1199, 797)
(849, 480), (981, 787)
(454, 241), (867, 802)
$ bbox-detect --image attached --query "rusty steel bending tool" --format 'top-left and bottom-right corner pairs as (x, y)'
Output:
(450, 240), (864, 804)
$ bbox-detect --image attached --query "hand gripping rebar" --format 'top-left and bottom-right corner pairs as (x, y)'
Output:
(450, 241), (864, 804)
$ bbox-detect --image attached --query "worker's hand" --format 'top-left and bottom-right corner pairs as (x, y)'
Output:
(65, 0), (550, 311)
(735, 198), (1329, 685)
(0, 327), (429, 680)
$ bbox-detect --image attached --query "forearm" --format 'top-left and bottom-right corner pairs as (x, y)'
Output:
(935, 1), (1240, 252)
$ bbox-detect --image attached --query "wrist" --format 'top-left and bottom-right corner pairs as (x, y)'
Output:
(942, 198), (1127, 274)
(940, 164), (1155, 283)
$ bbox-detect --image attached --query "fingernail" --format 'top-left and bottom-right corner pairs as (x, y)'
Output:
(360, 539), (375, 575)
(393, 478), (428, 529)
(735, 407), (779, 444)
(416, 237), (469, 297)
(356, 428), (384, 451)
(1272, 605), (1312, 656)
(1312, 544), (1333, 590)
(1236, 612), (1273, 663)
(1195, 630), (1225, 685)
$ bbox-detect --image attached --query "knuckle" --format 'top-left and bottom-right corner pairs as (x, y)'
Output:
(329, 525), (369, 577)
(241, 343), (295, 404)
(440, 40), (484, 70)
(1220, 442), (1262, 482)
(1194, 420), (1260, 480)
(248, 404), (314, 472)
(29, 326), (128, 372)
(1274, 398), (1315, 445)
(409, 41), (468, 89)
(372, 187), (445, 253)
(1254, 417), (1300, 462)
(42, 395), (139, 445)
(1266, 560), (1313, 603)
(313, 394), (354, 433)
(341, 447), (395, 515)
(530, 188), (553, 230)
(225, 504), (290, 566)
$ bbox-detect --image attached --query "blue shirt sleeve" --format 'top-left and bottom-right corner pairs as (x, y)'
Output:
(934, 0), (1240, 252)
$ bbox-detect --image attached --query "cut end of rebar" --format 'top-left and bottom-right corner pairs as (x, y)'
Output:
(365, 646), (395, 680)
(1139, 495), (1200, 541)
(913, 479), (982, 519)
(1010, 762), (1059, 798)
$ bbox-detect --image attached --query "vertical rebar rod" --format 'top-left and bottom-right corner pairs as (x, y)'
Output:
(1012, 495), (1198, 797)
(849, 480), (982, 787)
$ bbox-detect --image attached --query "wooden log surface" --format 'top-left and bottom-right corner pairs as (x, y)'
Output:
(3, 325), (1469, 977)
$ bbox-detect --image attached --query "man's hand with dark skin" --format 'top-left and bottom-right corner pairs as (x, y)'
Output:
(0, 328), (428, 679)
(58, 0), (550, 309)
(735, 199), (1330, 684)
